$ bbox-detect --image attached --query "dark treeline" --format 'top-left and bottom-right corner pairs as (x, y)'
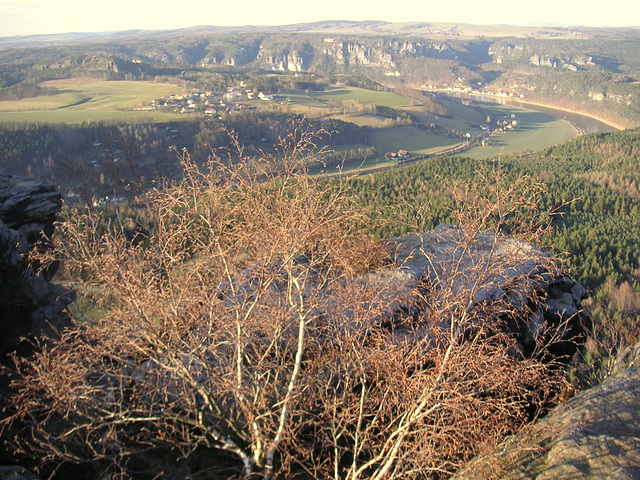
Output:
(0, 122), (197, 200)
(0, 83), (57, 100)
(0, 115), (369, 202)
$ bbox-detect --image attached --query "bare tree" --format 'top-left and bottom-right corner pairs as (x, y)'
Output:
(4, 123), (386, 479)
(3, 131), (570, 479)
(296, 166), (571, 480)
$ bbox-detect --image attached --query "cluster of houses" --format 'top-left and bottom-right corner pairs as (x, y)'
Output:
(420, 84), (523, 99)
(495, 113), (520, 131)
(149, 90), (214, 114)
(477, 113), (520, 146)
(147, 86), (276, 116)
(385, 149), (411, 160)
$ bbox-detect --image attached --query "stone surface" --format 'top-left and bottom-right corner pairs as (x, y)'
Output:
(378, 226), (589, 359)
(0, 174), (61, 246)
(0, 174), (72, 356)
(451, 360), (640, 480)
(0, 465), (38, 480)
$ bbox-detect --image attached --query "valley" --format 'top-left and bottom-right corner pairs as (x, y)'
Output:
(1, 20), (640, 480)
(0, 78), (610, 179)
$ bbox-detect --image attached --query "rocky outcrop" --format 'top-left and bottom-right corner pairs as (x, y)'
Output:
(378, 225), (589, 360)
(0, 174), (72, 356)
(383, 227), (640, 480)
(0, 175), (62, 246)
(127, 34), (469, 74)
(414, 224), (638, 479)
(450, 352), (640, 480)
(196, 225), (588, 364)
(0, 465), (39, 480)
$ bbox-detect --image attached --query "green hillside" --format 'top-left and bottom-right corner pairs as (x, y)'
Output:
(349, 128), (640, 289)
(0, 80), (184, 124)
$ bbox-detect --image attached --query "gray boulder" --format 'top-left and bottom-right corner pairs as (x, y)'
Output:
(451, 356), (640, 480)
(0, 465), (39, 480)
(378, 225), (589, 359)
(0, 174), (61, 248)
(0, 174), (72, 356)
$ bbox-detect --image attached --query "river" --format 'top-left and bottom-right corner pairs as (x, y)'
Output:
(440, 92), (617, 133)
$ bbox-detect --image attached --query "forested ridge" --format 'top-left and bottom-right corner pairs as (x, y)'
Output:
(349, 128), (640, 290)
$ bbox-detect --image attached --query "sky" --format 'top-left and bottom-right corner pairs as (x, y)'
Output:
(1, 0), (639, 37)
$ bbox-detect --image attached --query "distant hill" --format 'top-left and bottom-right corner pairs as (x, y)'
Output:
(1, 21), (639, 126)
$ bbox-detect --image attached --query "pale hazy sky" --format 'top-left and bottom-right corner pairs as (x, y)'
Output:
(1, 0), (638, 37)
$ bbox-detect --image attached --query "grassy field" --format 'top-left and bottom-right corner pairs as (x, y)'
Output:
(461, 104), (576, 159)
(369, 126), (460, 155)
(0, 80), (185, 124)
(315, 156), (399, 176)
(282, 86), (577, 169)
(429, 97), (488, 130)
(278, 89), (326, 108)
(332, 114), (409, 128)
(404, 96), (577, 160)
(310, 86), (415, 108)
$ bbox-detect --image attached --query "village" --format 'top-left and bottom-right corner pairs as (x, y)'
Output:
(142, 85), (276, 116)
(420, 83), (524, 99)
(138, 80), (522, 169)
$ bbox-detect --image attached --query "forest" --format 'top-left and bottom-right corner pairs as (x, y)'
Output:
(349, 129), (640, 289)
(0, 114), (368, 201)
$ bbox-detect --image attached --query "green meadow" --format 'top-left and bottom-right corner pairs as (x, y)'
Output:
(310, 86), (415, 107)
(0, 80), (185, 124)
(407, 96), (577, 160)
(286, 87), (576, 163)
(460, 103), (577, 159)
(369, 126), (460, 155)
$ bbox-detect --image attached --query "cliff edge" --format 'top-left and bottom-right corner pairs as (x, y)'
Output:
(452, 345), (640, 479)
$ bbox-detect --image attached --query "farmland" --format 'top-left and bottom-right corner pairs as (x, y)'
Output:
(453, 102), (578, 159)
(278, 86), (581, 164)
(0, 80), (184, 124)
(0, 79), (583, 171)
(310, 86), (415, 108)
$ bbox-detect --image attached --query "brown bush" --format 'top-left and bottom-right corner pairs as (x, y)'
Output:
(3, 125), (568, 479)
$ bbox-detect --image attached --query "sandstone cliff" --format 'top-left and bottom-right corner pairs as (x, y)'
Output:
(0, 174), (72, 356)
(451, 351), (640, 480)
